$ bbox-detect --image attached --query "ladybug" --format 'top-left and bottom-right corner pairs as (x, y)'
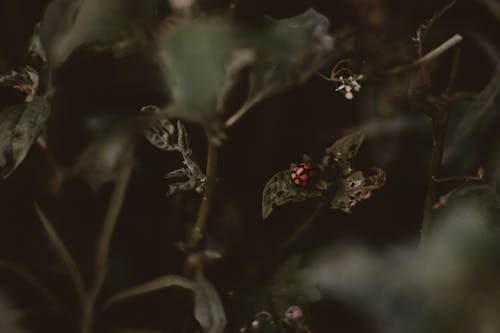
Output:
(290, 162), (316, 187)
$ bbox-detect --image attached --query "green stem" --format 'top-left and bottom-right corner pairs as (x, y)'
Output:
(81, 162), (133, 333)
(274, 201), (326, 262)
(420, 111), (449, 245)
(183, 133), (219, 276)
(187, 137), (219, 250)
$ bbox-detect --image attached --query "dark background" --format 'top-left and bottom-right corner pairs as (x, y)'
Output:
(0, 0), (498, 332)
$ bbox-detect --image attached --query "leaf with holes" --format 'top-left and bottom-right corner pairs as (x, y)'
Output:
(0, 98), (50, 178)
(262, 170), (322, 220)
(330, 168), (386, 213)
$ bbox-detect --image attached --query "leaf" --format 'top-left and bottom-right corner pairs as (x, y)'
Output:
(157, 9), (333, 126)
(0, 97), (50, 177)
(102, 275), (196, 311)
(143, 113), (206, 196)
(40, 0), (162, 68)
(330, 168), (386, 213)
(194, 273), (227, 333)
(262, 170), (322, 219)
(325, 130), (365, 162)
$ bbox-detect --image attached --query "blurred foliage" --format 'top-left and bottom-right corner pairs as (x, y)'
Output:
(0, 0), (498, 333)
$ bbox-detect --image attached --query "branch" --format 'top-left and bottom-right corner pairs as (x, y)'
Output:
(390, 34), (463, 74)
(81, 161), (134, 333)
(0, 260), (59, 307)
(34, 203), (87, 306)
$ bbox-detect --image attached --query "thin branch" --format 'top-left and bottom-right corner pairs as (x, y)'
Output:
(94, 161), (134, 287)
(0, 260), (59, 307)
(274, 201), (326, 262)
(183, 131), (220, 277)
(34, 203), (87, 306)
(390, 34), (463, 74)
(224, 87), (273, 128)
(81, 161), (134, 333)
(5, 305), (75, 323)
(420, 36), (463, 245)
(187, 134), (219, 251)
(433, 175), (482, 183)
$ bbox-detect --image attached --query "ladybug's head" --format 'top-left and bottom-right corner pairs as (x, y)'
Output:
(290, 162), (316, 187)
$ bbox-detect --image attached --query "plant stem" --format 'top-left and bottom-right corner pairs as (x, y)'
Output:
(390, 34), (463, 75)
(274, 201), (326, 262)
(187, 136), (219, 250)
(420, 42), (462, 245)
(81, 161), (133, 333)
(35, 203), (87, 306)
(420, 109), (449, 245)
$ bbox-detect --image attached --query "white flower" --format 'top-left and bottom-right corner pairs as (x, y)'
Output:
(335, 75), (363, 100)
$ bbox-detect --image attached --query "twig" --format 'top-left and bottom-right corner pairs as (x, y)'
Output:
(0, 260), (59, 307)
(5, 305), (75, 323)
(274, 201), (326, 262)
(187, 134), (219, 250)
(224, 88), (273, 128)
(35, 203), (87, 306)
(183, 131), (220, 276)
(390, 34), (463, 74)
(420, 40), (462, 245)
(433, 175), (482, 183)
(81, 161), (134, 333)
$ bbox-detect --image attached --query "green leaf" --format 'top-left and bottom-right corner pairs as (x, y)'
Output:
(194, 273), (227, 333)
(262, 170), (322, 220)
(0, 97), (50, 177)
(157, 9), (333, 126)
(329, 168), (386, 213)
(40, 0), (161, 68)
(325, 130), (365, 162)
(102, 275), (196, 311)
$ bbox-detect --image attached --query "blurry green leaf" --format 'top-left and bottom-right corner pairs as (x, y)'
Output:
(71, 117), (137, 188)
(40, 0), (162, 68)
(102, 275), (196, 311)
(435, 184), (500, 232)
(0, 97), (50, 177)
(270, 256), (322, 314)
(262, 170), (322, 220)
(159, 9), (333, 126)
(194, 273), (227, 333)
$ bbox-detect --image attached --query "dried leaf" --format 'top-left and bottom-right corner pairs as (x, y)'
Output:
(143, 114), (206, 196)
(194, 273), (227, 333)
(0, 98), (50, 177)
(262, 170), (322, 220)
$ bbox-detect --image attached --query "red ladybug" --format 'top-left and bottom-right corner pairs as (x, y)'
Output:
(290, 162), (316, 187)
